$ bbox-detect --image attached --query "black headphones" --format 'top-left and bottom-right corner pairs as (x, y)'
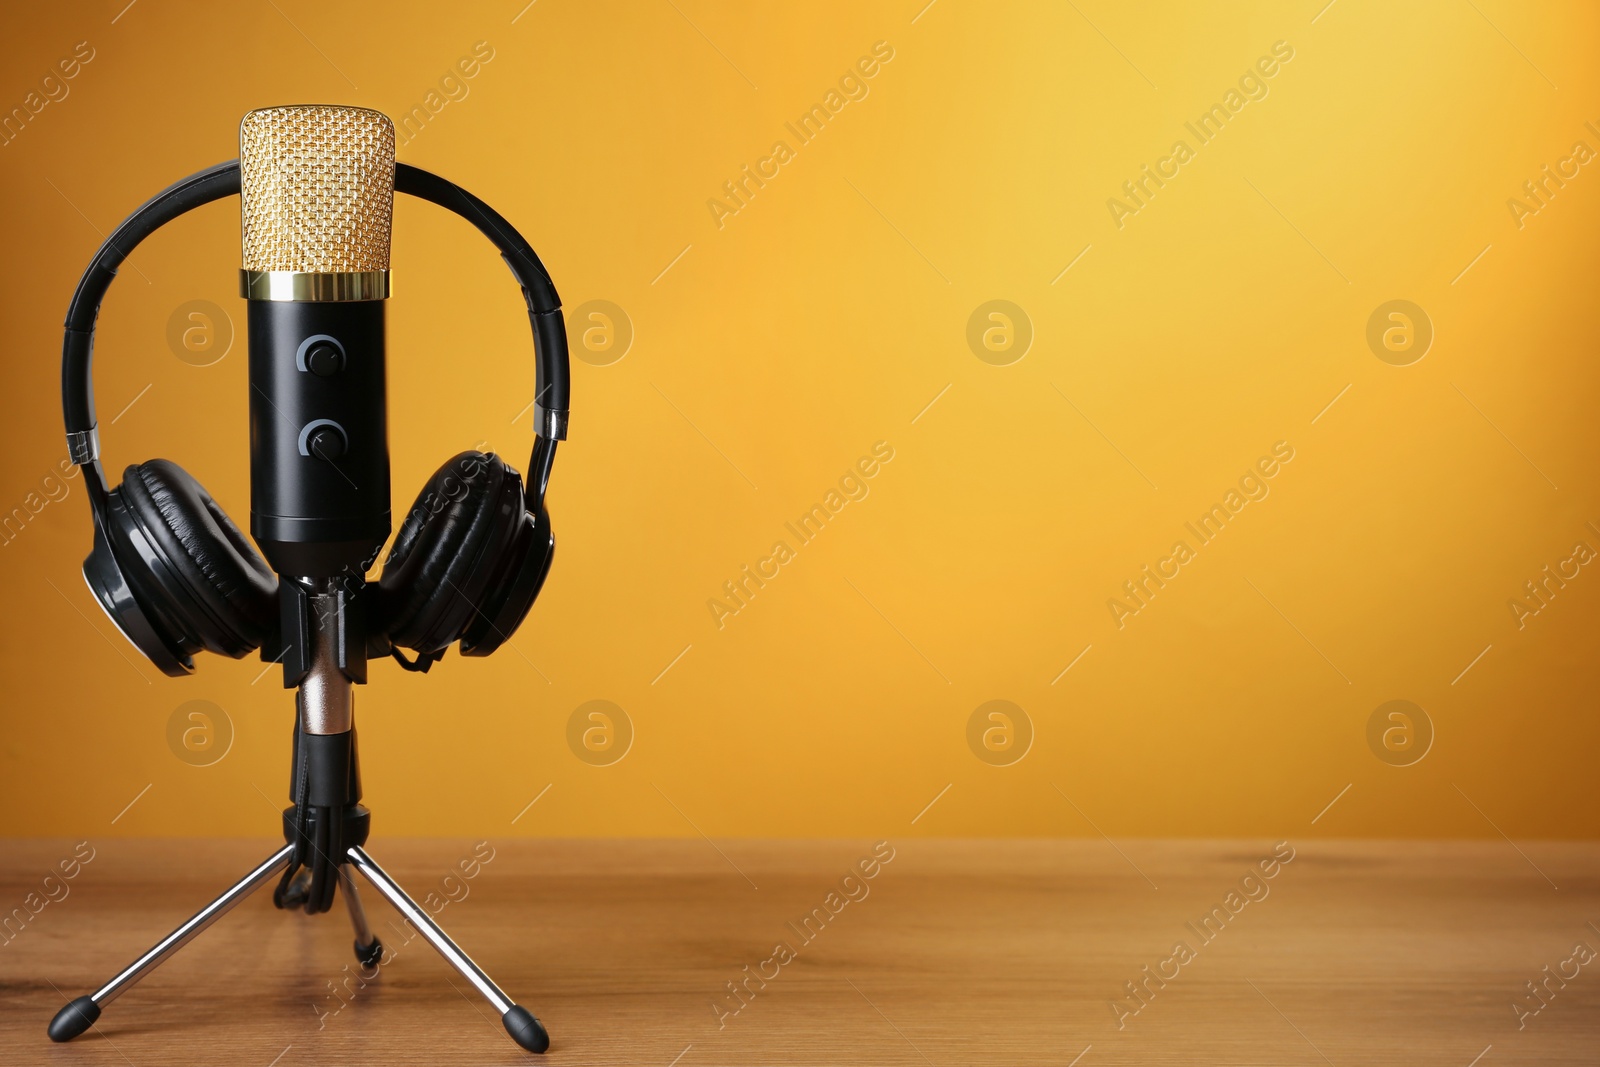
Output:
(61, 160), (570, 676)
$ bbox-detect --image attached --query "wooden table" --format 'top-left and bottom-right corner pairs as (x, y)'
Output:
(2, 838), (1595, 1064)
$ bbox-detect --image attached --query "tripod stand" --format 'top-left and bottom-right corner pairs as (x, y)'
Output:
(47, 583), (550, 1054)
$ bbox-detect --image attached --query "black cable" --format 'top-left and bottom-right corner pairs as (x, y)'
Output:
(274, 711), (310, 907)
(309, 806), (336, 914)
(391, 646), (445, 673)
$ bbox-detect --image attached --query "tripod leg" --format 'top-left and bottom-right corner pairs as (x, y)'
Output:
(338, 865), (384, 969)
(345, 845), (549, 1054)
(47, 843), (296, 1042)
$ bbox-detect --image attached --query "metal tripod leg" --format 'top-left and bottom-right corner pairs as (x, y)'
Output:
(47, 843), (296, 1043)
(338, 865), (384, 969)
(345, 844), (549, 1054)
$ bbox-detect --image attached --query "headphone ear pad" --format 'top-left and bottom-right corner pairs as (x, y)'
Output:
(83, 506), (193, 677)
(115, 459), (278, 658)
(378, 451), (522, 654)
(460, 506), (552, 657)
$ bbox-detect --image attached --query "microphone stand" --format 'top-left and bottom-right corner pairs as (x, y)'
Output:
(47, 578), (551, 1054)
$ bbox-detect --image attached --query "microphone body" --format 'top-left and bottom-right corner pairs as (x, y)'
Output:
(247, 299), (389, 577)
(239, 105), (396, 579)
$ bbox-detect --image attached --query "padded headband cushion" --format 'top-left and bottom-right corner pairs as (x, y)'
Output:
(120, 460), (278, 653)
(379, 451), (522, 654)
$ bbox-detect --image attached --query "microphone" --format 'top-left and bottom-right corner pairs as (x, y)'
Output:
(241, 107), (390, 916)
(240, 105), (394, 580)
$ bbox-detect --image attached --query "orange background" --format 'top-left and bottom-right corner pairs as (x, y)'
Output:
(0, 1), (1595, 839)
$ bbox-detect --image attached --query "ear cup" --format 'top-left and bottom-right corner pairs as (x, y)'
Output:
(83, 505), (193, 677)
(378, 451), (526, 654)
(459, 506), (553, 657)
(114, 459), (278, 659)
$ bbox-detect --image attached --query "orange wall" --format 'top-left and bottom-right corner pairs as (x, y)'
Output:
(0, 1), (1596, 839)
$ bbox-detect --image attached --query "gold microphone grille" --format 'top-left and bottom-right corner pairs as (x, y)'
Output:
(239, 105), (395, 273)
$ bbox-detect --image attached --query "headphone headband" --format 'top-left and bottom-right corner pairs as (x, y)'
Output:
(61, 160), (569, 511)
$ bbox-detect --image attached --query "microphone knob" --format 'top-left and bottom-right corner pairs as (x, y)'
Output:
(305, 342), (344, 377)
(307, 425), (347, 462)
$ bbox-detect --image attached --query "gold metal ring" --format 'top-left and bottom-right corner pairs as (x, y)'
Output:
(240, 270), (391, 302)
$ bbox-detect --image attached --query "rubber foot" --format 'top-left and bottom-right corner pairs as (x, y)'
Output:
(355, 936), (384, 969)
(48, 996), (100, 1042)
(502, 1005), (549, 1053)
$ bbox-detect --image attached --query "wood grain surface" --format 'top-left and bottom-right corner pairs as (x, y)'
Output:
(1, 837), (1596, 1065)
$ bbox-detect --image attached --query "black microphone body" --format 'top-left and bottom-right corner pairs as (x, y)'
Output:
(248, 299), (390, 579)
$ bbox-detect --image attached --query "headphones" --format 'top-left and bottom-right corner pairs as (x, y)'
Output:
(61, 160), (571, 677)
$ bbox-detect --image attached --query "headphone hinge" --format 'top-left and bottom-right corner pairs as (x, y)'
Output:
(533, 405), (568, 442)
(66, 427), (100, 466)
